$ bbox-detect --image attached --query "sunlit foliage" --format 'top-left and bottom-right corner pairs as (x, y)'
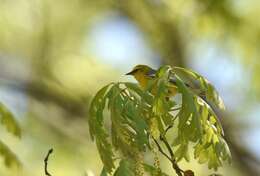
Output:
(89, 65), (231, 175)
(0, 103), (22, 168)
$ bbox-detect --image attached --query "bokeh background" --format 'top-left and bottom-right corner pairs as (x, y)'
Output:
(0, 0), (260, 175)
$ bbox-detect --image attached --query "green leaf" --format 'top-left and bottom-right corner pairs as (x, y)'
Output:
(111, 122), (119, 150)
(122, 99), (149, 149)
(96, 129), (115, 173)
(124, 82), (153, 104)
(172, 67), (225, 110)
(143, 164), (169, 176)
(219, 138), (232, 163)
(89, 65), (231, 174)
(88, 83), (112, 140)
(175, 75), (202, 144)
(100, 167), (108, 176)
(198, 150), (209, 164)
(172, 136), (181, 146)
(175, 144), (188, 162)
(114, 159), (135, 176)
(0, 140), (22, 168)
(88, 83), (115, 173)
(0, 103), (21, 138)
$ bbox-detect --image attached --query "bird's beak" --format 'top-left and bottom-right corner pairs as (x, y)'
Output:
(146, 69), (156, 77)
(125, 69), (137, 75)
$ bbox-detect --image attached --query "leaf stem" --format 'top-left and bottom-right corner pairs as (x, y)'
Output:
(44, 148), (53, 176)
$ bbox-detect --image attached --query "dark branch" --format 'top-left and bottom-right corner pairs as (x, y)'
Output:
(152, 137), (172, 162)
(163, 125), (173, 136)
(44, 148), (54, 176)
(160, 135), (183, 176)
(152, 136), (183, 176)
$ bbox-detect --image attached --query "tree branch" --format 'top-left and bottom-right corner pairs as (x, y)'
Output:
(152, 137), (172, 162)
(152, 136), (183, 176)
(160, 135), (183, 176)
(44, 148), (54, 176)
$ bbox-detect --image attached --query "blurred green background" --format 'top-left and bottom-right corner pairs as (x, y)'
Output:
(0, 0), (260, 175)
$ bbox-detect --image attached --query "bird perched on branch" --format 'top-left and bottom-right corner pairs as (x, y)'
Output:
(126, 65), (179, 97)
(126, 64), (225, 110)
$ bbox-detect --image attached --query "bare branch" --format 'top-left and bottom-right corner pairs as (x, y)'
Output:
(152, 137), (172, 162)
(44, 148), (54, 176)
(160, 135), (183, 176)
(152, 136), (183, 176)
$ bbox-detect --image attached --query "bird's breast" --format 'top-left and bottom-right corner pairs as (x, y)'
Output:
(134, 74), (148, 89)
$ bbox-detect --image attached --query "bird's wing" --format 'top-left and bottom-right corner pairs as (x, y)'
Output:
(169, 77), (191, 88)
(172, 66), (225, 110)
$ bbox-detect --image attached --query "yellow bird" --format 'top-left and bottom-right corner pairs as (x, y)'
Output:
(126, 65), (225, 136)
(126, 64), (225, 110)
(126, 64), (179, 96)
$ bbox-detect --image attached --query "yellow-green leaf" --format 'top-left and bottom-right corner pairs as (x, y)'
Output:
(0, 103), (21, 138)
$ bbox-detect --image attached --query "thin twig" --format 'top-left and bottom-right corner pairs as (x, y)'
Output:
(160, 135), (183, 176)
(170, 107), (182, 111)
(152, 136), (183, 176)
(160, 136), (174, 159)
(44, 148), (54, 176)
(152, 137), (172, 162)
(172, 114), (179, 122)
(164, 125), (173, 136)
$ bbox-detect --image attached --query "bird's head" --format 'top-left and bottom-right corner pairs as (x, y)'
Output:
(126, 65), (156, 88)
(126, 65), (156, 77)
